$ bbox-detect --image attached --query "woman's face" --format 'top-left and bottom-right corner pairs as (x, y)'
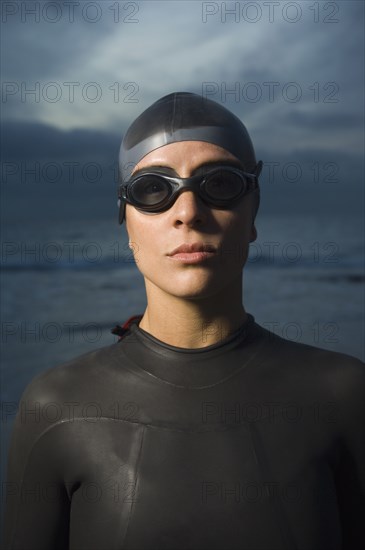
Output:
(125, 140), (257, 300)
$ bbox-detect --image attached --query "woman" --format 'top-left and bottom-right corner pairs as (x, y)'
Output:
(3, 92), (364, 549)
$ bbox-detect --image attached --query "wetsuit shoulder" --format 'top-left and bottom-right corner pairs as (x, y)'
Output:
(260, 325), (365, 386)
(5, 342), (132, 472)
(256, 327), (364, 439)
(19, 341), (125, 407)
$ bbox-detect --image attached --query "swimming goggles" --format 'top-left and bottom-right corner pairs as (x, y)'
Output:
(118, 162), (262, 214)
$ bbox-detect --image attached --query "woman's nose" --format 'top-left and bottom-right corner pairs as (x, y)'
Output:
(169, 189), (208, 226)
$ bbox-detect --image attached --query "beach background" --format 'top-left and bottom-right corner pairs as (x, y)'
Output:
(1, 0), (364, 525)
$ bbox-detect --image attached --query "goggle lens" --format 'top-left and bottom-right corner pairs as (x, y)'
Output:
(204, 170), (245, 201)
(131, 175), (171, 206)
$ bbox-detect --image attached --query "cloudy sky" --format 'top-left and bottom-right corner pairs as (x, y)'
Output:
(1, 0), (364, 219)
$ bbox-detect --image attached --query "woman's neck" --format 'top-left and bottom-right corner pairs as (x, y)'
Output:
(138, 277), (248, 349)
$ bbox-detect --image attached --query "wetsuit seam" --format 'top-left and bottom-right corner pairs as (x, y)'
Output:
(15, 416), (147, 454)
(20, 415), (249, 439)
(116, 337), (269, 390)
(120, 424), (146, 548)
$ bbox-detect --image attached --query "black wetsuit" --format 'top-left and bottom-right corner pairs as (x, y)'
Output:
(3, 314), (365, 549)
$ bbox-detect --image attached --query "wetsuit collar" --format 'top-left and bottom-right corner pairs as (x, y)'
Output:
(119, 313), (266, 389)
(132, 313), (256, 355)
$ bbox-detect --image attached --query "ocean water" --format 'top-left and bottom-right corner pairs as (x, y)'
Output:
(2, 212), (364, 401)
(1, 211), (364, 489)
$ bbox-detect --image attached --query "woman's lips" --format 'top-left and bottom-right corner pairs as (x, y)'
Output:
(167, 243), (217, 263)
(168, 251), (216, 263)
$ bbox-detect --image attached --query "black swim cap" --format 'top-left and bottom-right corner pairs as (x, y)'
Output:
(118, 92), (261, 224)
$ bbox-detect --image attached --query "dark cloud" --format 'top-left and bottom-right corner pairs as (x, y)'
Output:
(280, 110), (362, 131)
(2, 120), (121, 162)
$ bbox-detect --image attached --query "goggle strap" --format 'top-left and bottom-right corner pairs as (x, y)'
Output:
(254, 160), (263, 178)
